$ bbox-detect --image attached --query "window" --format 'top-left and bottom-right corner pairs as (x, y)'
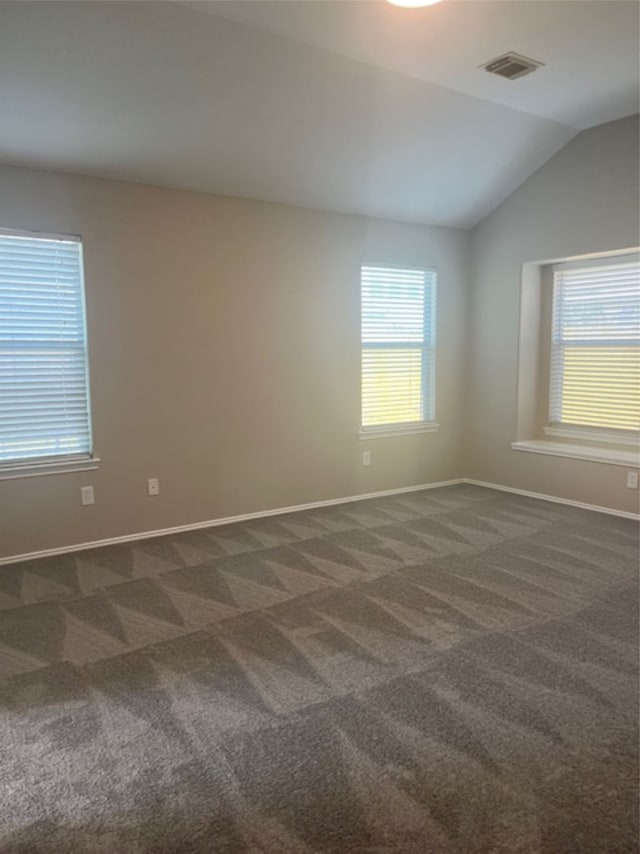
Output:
(548, 258), (640, 439)
(361, 265), (436, 435)
(0, 229), (94, 474)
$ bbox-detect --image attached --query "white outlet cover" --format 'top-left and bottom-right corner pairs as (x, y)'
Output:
(80, 485), (95, 506)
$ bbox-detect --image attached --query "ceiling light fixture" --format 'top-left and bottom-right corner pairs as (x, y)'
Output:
(386, 0), (444, 7)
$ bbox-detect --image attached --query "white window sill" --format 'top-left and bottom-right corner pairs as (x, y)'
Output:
(359, 422), (439, 440)
(511, 440), (639, 468)
(0, 456), (101, 481)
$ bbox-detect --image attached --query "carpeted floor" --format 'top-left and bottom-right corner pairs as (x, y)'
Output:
(0, 484), (638, 853)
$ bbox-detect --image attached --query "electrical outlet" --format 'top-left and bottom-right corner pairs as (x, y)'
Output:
(147, 477), (160, 496)
(626, 470), (639, 490)
(80, 485), (95, 506)
(362, 451), (371, 467)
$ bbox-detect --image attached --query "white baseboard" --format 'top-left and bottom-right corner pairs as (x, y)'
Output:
(0, 478), (464, 566)
(464, 479), (640, 521)
(2, 476), (636, 567)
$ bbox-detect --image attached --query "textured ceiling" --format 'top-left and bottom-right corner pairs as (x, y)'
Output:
(198, 0), (640, 129)
(0, 1), (636, 227)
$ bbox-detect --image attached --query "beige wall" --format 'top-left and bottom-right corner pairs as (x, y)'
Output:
(0, 166), (469, 559)
(466, 115), (640, 514)
(1, 114), (637, 560)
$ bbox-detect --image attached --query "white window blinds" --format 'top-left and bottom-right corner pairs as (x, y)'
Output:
(0, 230), (93, 466)
(361, 265), (436, 430)
(549, 259), (640, 434)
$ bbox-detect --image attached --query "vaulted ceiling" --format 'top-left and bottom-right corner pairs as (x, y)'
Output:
(0, 1), (637, 227)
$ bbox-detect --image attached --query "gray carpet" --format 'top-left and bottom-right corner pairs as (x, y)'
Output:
(0, 484), (638, 853)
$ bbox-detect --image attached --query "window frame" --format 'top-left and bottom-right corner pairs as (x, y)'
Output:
(359, 263), (438, 439)
(0, 227), (99, 480)
(546, 254), (639, 444)
(511, 250), (639, 469)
